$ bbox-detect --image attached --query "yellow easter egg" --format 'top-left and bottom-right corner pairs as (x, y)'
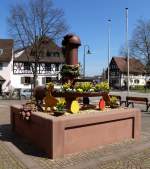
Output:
(70, 100), (80, 114)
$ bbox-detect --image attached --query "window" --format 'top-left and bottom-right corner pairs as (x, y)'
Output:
(47, 51), (52, 57)
(130, 79), (133, 83)
(47, 51), (60, 57)
(53, 52), (59, 57)
(21, 77), (31, 84)
(46, 77), (52, 83)
(134, 79), (139, 84)
(45, 63), (51, 71)
(25, 77), (31, 84)
(24, 62), (31, 70)
(0, 49), (3, 55)
(110, 72), (115, 76)
(0, 63), (2, 70)
(55, 64), (59, 71)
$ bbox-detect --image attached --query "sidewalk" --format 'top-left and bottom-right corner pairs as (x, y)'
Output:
(0, 99), (150, 169)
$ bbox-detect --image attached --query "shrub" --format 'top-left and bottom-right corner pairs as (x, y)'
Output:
(56, 98), (66, 111)
(130, 85), (144, 90)
(62, 82), (72, 91)
(110, 96), (119, 108)
(95, 81), (109, 92)
(75, 82), (93, 92)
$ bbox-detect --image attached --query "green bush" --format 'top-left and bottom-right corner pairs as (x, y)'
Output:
(94, 81), (109, 92)
(75, 82), (93, 92)
(130, 85), (145, 90)
(110, 96), (117, 107)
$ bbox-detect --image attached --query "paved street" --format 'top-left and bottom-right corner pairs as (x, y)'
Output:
(0, 92), (150, 169)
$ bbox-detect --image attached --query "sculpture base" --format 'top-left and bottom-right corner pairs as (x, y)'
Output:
(11, 106), (141, 159)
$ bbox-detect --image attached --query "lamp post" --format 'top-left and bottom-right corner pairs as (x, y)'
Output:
(83, 45), (91, 77)
(125, 8), (130, 93)
(108, 19), (111, 86)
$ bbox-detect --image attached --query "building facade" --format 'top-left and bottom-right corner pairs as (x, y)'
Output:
(0, 39), (13, 94)
(0, 38), (65, 93)
(109, 57), (146, 89)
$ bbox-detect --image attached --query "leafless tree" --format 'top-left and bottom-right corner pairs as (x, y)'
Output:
(119, 44), (135, 58)
(8, 0), (68, 87)
(130, 19), (150, 73)
(120, 19), (150, 73)
(119, 44), (129, 57)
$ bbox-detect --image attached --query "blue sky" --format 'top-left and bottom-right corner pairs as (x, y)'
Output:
(1, 0), (150, 76)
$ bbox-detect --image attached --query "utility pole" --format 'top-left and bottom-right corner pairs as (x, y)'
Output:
(125, 8), (130, 93)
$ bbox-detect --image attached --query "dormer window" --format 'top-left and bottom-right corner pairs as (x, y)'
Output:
(54, 52), (59, 57)
(47, 51), (60, 57)
(0, 49), (3, 55)
(47, 51), (52, 57)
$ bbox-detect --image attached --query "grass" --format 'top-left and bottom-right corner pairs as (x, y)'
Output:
(130, 88), (150, 93)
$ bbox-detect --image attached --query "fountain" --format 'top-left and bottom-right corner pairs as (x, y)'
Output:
(10, 34), (141, 159)
(34, 34), (107, 111)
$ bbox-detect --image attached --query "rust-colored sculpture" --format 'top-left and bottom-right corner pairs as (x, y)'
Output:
(61, 34), (81, 83)
(33, 86), (46, 111)
(62, 34), (81, 65)
(33, 33), (108, 112)
(44, 83), (58, 112)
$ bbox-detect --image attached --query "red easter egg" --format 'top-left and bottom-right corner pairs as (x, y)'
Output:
(99, 98), (105, 110)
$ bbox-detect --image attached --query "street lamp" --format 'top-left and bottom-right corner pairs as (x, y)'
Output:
(107, 19), (111, 86)
(125, 8), (130, 93)
(83, 45), (91, 77)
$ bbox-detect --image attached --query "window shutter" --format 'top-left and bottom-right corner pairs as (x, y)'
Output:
(21, 77), (25, 84)
(42, 77), (46, 84)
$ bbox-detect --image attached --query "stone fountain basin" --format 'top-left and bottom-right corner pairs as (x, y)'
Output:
(11, 106), (141, 159)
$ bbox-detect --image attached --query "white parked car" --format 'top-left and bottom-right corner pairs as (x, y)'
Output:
(20, 89), (32, 99)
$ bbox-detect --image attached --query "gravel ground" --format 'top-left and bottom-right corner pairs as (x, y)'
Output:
(0, 93), (150, 169)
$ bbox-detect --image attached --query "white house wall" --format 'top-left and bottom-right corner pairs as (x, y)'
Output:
(0, 62), (12, 92)
(121, 74), (146, 87)
(10, 73), (60, 90)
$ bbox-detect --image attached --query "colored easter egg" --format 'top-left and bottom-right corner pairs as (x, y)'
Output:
(71, 100), (80, 114)
(99, 98), (105, 110)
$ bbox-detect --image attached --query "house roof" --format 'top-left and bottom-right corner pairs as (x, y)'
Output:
(14, 49), (65, 63)
(112, 57), (145, 74)
(14, 38), (65, 63)
(0, 39), (13, 62)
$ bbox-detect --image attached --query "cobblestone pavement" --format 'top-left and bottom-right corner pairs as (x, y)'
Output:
(0, 140), (27, 169)
(1, 96), (150, 169)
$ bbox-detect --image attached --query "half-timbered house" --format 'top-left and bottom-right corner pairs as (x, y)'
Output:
(11, 38), (65, 90)
(109, 57), (146, 89)
(0, 39), (13, 94)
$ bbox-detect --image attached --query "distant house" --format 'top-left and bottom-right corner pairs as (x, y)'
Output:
(109, 57), (146, 89)
(11, 38), (65, 89)
(0, 39), (13, 94)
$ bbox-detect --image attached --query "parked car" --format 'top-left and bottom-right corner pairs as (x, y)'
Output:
(20, 89), (32, 99)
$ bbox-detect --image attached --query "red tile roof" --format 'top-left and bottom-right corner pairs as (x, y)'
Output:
(0, 39), (13, 62)
(14, 48), (65, 63)
(112, 57), (145, 74)
(14, 38), (65, 63)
